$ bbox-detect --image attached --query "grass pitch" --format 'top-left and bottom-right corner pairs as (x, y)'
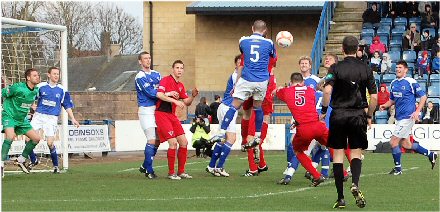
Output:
(2, 152), (439, 211)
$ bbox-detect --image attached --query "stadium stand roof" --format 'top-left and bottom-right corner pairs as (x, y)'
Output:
(186, 1), (324, 15)
(68, 55), (139, 91)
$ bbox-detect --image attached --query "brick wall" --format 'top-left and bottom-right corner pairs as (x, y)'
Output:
(143, 1), (196, 89)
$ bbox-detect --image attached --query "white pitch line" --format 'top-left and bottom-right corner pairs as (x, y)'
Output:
(119, 160), (211, 172)
(4, 167), (420, 203)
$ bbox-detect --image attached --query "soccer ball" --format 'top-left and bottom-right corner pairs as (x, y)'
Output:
(276, 31), (293, 48)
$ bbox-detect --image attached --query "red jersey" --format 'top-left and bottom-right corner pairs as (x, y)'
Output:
(156, 75), (188, 114)
(276, 85), (318, 125)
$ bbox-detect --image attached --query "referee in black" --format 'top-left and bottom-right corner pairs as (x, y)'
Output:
(320, 36), (377, 209)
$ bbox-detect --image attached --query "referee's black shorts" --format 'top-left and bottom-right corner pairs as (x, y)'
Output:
(328, 108), (368, 150)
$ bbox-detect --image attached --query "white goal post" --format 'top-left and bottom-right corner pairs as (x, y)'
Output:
(1, 17), (69, 170)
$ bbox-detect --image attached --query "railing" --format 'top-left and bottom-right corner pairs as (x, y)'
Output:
(310, 1), (336, 75)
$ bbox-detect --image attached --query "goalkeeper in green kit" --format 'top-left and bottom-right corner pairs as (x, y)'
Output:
(1, 68), (42, 176)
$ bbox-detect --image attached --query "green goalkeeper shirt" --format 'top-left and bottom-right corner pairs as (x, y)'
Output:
(2, 82), (39, 121)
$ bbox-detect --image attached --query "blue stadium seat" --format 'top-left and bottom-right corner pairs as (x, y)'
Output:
(394, 17), (407, 26)
(415, 74), (429, 80)
(363, 36), (373, 45)
(391, 28), (405, 40)
(390, 63), (396, 73)
(428, 85), (440, 96)
(382, 73), (396, 83)
(388, 51), (401, 63)
(379, 36), (389, 46)
(373, 72), (380, 81)
(362, 28), (375, 38)
(363, 22), (374, 29)
(377, 27), (390, 37)
(430, 80), (440, 88)
(418, 82), (427, 92)
(375, 110), (389, 124)
(389, 39), (402, 51)
(409, 17), (421, 25)
(407, 63), (415, 75)
(394, 25), (406, 31)
(381, 18), (392, 26)
(430, 74), (440, 83)
(402, 50), (417, 63)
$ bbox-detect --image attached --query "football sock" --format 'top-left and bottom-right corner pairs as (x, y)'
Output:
(287, 142), (294, 163)
(412, 142), (430, 157)
(254, 107), (263, 134)
(392, 146), (402, 172)
(177, 147), (187, 174)
(247, 111), (256, 137)
(247, 148), (258, 172)
(221, 107), (237, 130)
(217, 141), (232, 168)
(153, 146), (158, 156)
(241, 119), (249, 143)
(209, 142), (223, 168)
(143, 143), (155, 173)
(312, 146), (323, 165)
(29, 150), (37, 164)
(333, 163), (345, 200)
(167, 148), (176, 175)
(350, 158), (362, 187)
(296, 152), (321, 179)
(22, 140), (38, 158)
(321, 149), (330, 177)
(49, 146), (59, 167)
(1, 139), (12, 161)
(258, 144), (267, 168)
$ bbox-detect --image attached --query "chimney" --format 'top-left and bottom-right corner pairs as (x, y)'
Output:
(109, 41), (121, 58)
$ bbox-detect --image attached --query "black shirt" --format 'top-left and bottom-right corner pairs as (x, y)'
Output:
(209, 101), (221, 124)
(324, 56), (377, 110)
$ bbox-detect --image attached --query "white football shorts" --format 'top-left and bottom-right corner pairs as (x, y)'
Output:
(31, 112), (58, 137)
(217, 103), (238, 133)
(232, 78), (268, 101)
(138, 106), (156, 140)
(392, 118), (414, 139)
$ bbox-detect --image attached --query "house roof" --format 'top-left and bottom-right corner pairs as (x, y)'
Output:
(186, 1), (324, 15)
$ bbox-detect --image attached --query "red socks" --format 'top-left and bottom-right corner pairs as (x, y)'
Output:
(177, 147), (187, 175)
(167, 148), (176, 175)
(241, 119), (249, 145)
(296, 152), (321, 179)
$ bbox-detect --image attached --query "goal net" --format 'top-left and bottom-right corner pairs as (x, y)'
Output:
(1, 18), (69, 173)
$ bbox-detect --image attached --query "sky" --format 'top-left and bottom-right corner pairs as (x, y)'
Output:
(114, 1), (144, 25)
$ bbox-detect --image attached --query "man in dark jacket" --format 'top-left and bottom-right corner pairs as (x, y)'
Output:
(362, 3), (381, 29)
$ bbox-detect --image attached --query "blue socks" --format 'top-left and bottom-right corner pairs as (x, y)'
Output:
(29, 150), (37, 164)
(392, 146), (402, 172)
(254, 107), (263, 134)
(412, 142), (430, 157)
(321, 149), (330, 177)
(143, 143), (156, 174)
(50, 146), (59, 167)
(209, 142), (223, 168)
(287, 142), (294, 163)
(217, 141), (233, 168)
(221, 107), (237, 130)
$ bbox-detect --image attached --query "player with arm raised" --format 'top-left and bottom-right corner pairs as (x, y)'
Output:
(380, 60), (437, 176)
(211, 20), (276, 151)
(27, 67), (79, 173)
(1, 68), (41, 175)
(155, 60), (199, 180)
(206, 55), (241, 177)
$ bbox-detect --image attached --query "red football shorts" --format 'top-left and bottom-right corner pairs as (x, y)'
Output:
(292, 121), (328, 152)
(155, 111), (185, 143)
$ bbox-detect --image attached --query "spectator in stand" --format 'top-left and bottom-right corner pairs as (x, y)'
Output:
(378, 84), (391, 111)
(407, 1), (420, 18)
(417, 51), (431, 77)
(370, 36), (387, 55)
(195, 96), (211, 121)
(403, 23), (421, 52)
(421, 4), (439, 30)
(421, 30), (435, 51)
(381, 53), (392, 81)
(432, 38), (440, 60)
(432, 51), (440, 74)
(418, 2), (432, 16)
(370, 51), (382, 73)
(356, 49), (369, 65)
(209, 95), (221, 124)
(415, 102), (424, 124)
(422, 101), (438, 124)
(362, 2), (381, 29)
